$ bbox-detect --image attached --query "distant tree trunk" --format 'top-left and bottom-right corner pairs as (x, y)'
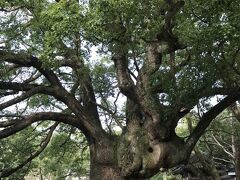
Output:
(230, 104), (240, 180)
(232, 129), (240, 180)
(39, 168), (44, 180)
(162, 172), (167, 180)
(209, 166), (221, 180)
(234, 144), (240, 180)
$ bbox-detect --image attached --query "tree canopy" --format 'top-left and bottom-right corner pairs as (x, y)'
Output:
(0, 0), (240, 179)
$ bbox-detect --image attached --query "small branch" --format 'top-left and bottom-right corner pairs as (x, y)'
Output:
(70, 81), (80, 95)
(128, 68), (137, 81)
(95, 102), (124, 129)
(0, 91), (18, 97)
(133, 53), (140, 72)
(0, 119), (18, 128)
(0, 6), (23, 12)
(213, 157), (232, 164)
(211, 132), (234, 159)
(59, 127), (75, 147)
(113, 91), (121, 114)
(23, 71), (42, 84)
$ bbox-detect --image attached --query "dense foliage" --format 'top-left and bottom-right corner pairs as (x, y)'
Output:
(0, 0), (240, 179)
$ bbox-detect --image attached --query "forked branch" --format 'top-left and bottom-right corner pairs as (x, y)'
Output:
(112, 53), (137, 101)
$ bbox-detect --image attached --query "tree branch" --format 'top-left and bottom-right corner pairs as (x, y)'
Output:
(0, 86), (54, 110)
(0, 119), (19, 128)
(0, 90), (18, 97)
(157, 0), (185, 52)
(0, 112), (79, 139)
(60, 47), (102, 129)
(94, 102), (124, 129)
(0, 50), (61, 86)
(112, 53), (137, 100)
(185, 92), (240, 151)
(52, 88), (106, 140)
(0, 122), (59, 178)
(177, 87), (240, 119)
(211, 132), (234, 159)
(0, 81), (105, 141)
(0, 81), (40, 91)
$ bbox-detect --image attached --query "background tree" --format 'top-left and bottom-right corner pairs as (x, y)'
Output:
(174, 106), (240, 180)
(35, 125), (90, 179)
(0, 0), (240, 179)
(0, 123), (89, 179)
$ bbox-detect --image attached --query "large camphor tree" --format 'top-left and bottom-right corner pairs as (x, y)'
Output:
(0, 0), (240, 179)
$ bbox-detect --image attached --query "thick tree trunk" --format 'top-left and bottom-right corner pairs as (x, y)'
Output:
(88, 131), (188, 180)
(89, 137), (123, 180)
(88, 99), (189, 180)
(90, 163), (123, 180)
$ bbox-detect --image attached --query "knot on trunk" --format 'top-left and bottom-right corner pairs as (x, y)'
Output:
(117, 129), (188, 179)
